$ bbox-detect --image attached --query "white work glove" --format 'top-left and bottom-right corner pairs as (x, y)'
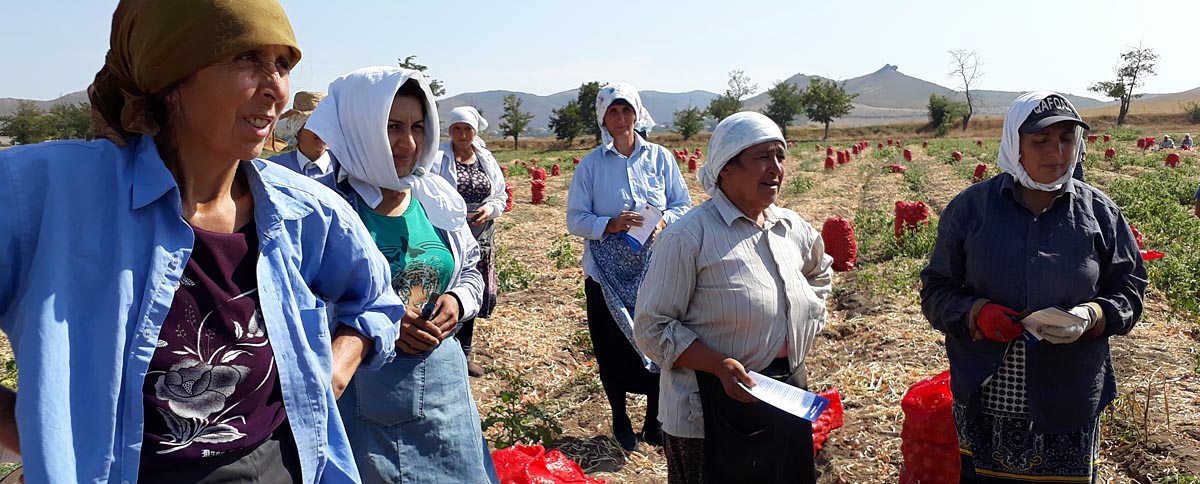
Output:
(1034, 304), (1098, 344)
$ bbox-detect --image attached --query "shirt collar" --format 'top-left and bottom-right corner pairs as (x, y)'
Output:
(711, 188), (786, 228)
(245, 160), (315, 241)
(298, 149), (332, 173)
(601, 133), (646, 158)
(130, 135), (179, 210)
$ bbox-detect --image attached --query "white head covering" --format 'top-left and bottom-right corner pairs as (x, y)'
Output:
(595, 82), (652, 146)
(635, 104), (656, 134)
(447, 105), (489, 149)
(698, 111), (785, 197)
(997, 91), (1085, 192)
(305, 66), (466, 230)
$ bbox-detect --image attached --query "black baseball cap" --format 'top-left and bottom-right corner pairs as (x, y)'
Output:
(1019, 94), (1091, 133)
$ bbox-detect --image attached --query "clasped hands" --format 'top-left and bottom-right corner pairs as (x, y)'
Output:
(973, 302), (1100, 344)
(396, 294), (461, 354)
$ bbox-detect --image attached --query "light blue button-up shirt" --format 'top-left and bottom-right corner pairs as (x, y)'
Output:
(0, 136), (404, 483)
(566, 136), (692, 279)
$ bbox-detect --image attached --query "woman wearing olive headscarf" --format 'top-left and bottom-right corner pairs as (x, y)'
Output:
(432, 105), (506, 377)
(921, 91), (1147, 482)
(304, 66), (499, 484)
(0, 1), (406, 483)
(566, 82), (692, 450)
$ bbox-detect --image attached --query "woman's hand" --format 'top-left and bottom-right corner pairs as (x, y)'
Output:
(396, 306), (442, 354)
(604, 211), (644, 234)
(427, 293), (463, 340)
(468, 206), (491, 226)
(712, 358), (758, 403)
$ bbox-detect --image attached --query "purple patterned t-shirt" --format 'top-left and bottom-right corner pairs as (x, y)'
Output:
(140, 221), (287, 471)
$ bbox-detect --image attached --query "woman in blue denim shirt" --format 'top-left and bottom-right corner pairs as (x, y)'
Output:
(921, 91), (1147, 483)
(304, 66), (499, 484)
(0, 1), (405, 482)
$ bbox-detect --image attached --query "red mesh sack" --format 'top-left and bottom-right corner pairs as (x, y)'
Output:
(841, 150), (851, 163)
(531, 180), (546, 205)
(504, 184), (514, 212)
(923, 141), (929, 148)
(687, 156), (697, 172)
(573, 157), (581, 164)
(972, 163), (987, 183)
(491, 445), (607, 484)
(1166, 153), (1181, 168)
(885, 164), (907, 173)
(951, 151), (963, 161)
(693, 148), (703, 158)
(551, 164), (561, 176)
(877, 142), (884, 149)
(887, 139), (894, 145)
(1087, 134), (1098, 143)
(1137, 138), (1146, 149)
(824, 156), (835, 170)
(903, 148), (913, 162)
(1104, 147), (1116, 159)
(836, 150), (845, 164)
(500, 165), (509, 176)
(533, 167), (548, 181)
(1103, 134), (1111, 142)
(894, 201), (929, 238)
(811, 387), (845, 457)
(898, 371), (959, 484)
(1130, 225), (1144, 249)
(822, 217), (857, 272)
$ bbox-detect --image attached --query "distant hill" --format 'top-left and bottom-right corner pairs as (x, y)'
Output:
(11, 67), (1196, 134)
(0, 90), (89, 116)
(1079, 86), (1200, 117)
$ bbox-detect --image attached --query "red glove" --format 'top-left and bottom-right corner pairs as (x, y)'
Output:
(975, 303), (1022, 342)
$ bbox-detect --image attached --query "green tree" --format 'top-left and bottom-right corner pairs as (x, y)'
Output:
(398, 55), (445, 97)
(761, 80), (804, 135)
(0, 100), (50, 145)
(576, 81), (604, 144)
(672, 107), (704, 141)
(798, 78), (858, 140)
(707, 69), (757, 122)
(1089, 45), (1158, 126)
(927, 94), (967, 136)
(499, 94), (534, 149)
(548, 100), (584, 145)
(47, 103), (92, 140)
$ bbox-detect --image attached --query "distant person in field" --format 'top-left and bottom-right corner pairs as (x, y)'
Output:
(635, 111), (832, 484)
(267, 91), (341, 192)
(566, 82), (692, 450)
(1071, 138), (1087, 181)
(304, 66), (499, 484)
(1194, 185), (1200, 217)
(431, 105), (508, 377)
(921, 91), (1147, 483)
(1182, 133), (1193, 149)
(0, 1), (410, 482)
(1160, 134), (1175, 149)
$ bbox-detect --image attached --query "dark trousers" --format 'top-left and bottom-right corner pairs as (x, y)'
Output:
(694, 359), (816, 484)
(139, 423), (301, 484)
(584, 278), (659, 425)
(456, 317), (476, 352)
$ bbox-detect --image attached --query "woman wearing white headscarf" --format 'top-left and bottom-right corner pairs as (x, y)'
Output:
(635, 111), (831, 484)
(432, 106), (506, 377)
(566, 82), (691, 450)
(305, 66), (499, 483)
(921, 91), (1146, 483)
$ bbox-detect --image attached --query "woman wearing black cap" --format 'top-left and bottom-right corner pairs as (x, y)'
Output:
(921, 91), (1147, 482)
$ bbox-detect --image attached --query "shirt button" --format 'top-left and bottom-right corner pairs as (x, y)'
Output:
(142, 328), (153, 340)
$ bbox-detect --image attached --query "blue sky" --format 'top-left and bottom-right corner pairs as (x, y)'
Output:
(3, 0), (1194, 106)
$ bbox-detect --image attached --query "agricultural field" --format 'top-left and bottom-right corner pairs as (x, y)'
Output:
(468, 129), (1200, 483)
(0, 126), (1195, 482)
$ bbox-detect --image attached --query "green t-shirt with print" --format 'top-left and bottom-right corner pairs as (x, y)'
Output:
(356, 195), (454, 308)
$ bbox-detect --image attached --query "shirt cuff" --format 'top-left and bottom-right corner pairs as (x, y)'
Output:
(590, 216), (611, 240)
